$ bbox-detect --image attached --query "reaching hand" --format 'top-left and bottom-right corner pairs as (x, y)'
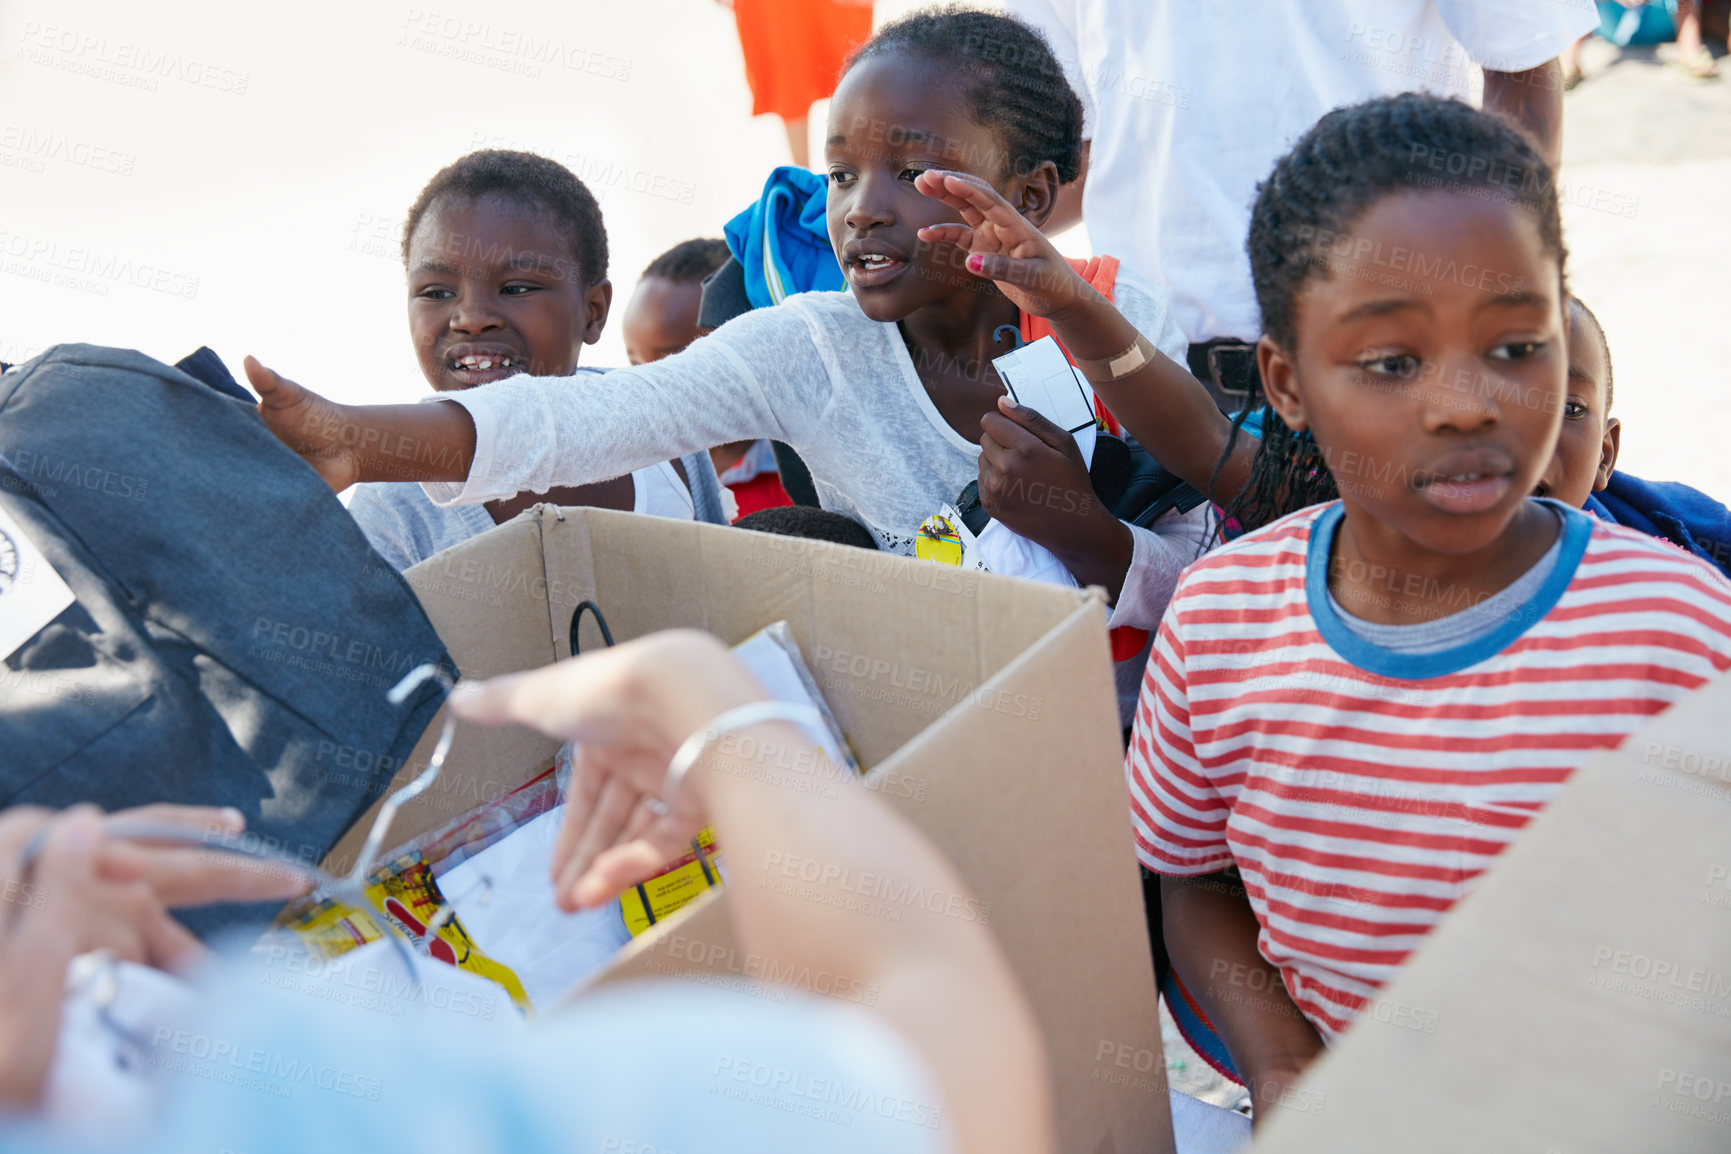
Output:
(449, 632), (769, 912)
(913, 169), (1102, 322)
(98, 803), (313, 909)
(245, 356), (363, 492)
(0, 804), (307, 1107)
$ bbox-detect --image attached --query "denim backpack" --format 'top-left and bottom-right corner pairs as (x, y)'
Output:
(0, 345), (451, 936)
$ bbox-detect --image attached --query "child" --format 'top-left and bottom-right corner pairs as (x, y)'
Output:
(621, 238), (794, 519)
(1537, 296), (1731, 577)
(1129, 94), (1731, 1118)
(734, 504), (879, 551)
(346, 151), (727, 571)
(251, 10), (1248, 721)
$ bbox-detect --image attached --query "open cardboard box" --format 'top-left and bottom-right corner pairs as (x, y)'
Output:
(1254, 664), (1731, 1152)
(322, 505), (1175, 1154)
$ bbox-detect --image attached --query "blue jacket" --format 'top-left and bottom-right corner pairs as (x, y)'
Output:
(1586, 471), (1731, 578)
(0, 345), (451, 936)
(723, 166), (844, 308)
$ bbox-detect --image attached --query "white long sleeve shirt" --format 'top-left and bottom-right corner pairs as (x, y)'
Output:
(424, 278), (1210, 652)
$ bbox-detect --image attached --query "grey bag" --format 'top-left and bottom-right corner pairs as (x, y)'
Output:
(0, 345), (451, 936)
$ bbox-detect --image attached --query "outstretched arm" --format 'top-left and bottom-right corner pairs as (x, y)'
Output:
(452, 632), (1054, 1154)
(246, 320), (803, 500)
(246, 357), (477, 492)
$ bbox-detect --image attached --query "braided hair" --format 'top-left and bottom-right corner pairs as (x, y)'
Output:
(402, 150), (608, 285)
(1217, 93), (1567, 534)
(845, 6), (1085, 183)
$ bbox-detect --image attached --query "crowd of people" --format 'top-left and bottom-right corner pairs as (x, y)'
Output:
(4, 2), (1729, 1151)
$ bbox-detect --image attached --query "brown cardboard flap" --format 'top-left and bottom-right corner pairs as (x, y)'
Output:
(322, 514), (564, 875)
(323, 505), (1173, 1154)
(1255, 670), (1731, 1153)
(591, 597), (1174, 1154)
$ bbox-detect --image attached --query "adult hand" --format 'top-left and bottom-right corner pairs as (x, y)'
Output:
(448, 631), (769, 912)
(0, 806), (245, 1107)
(978, 397), (1130, 595)
(245, 356), (363, 492)
(913, 169), (1101, 322)
(99, 804), (314, 908)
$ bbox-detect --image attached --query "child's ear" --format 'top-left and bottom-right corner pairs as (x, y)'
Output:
(1257, 336), (1308, 431)
(1012, 160), (1061, 228)
(583, 279), (613, 345)
(1595, 416), (1621, 491)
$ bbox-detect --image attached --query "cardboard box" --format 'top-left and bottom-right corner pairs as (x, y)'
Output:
(1255, 667), (1731, 1153)
(323, 505), (1175, 1154)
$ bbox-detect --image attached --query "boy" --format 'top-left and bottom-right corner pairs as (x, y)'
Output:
(1535, 296), (1731, 578)
(348, 152), (726, 571)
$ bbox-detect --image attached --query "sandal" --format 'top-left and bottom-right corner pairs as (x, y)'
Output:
(1657, 42), (1720, 79)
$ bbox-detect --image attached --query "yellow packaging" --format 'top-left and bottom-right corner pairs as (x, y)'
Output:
(620, 827), (721, 937)
(280, 852), (533, 1014)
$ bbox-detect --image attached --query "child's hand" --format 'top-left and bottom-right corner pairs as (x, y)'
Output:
(979, 397), (1131, 597)
(913, 169), (1101, 322)
(244, 357), (363, 492)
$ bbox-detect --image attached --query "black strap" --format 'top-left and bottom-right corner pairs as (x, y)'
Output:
(568, 599), (614, 657)
(769, 441), (821, 508)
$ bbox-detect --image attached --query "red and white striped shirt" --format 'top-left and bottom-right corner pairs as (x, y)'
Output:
(1128, 501), (1731, 1041)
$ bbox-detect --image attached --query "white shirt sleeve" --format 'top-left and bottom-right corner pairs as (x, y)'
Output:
(422, 307), (827, 506)
(1433, 0), (1600, 72)
(1108, 505), (1213, 632)
(1003, 0), (1093, 138)
(1096, 266), (1214, 630)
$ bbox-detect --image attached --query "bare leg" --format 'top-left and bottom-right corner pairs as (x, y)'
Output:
(1667, 1), (1719, 75)
(1678, 0), (1706, 56)
(783, 114), (809, 169)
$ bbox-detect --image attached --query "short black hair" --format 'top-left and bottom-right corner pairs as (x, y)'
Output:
(1217, 94), (1568, 534)
(1569, 295), (1614, 412)
(734, 506), (879, 551)
(642, 238), (731, 284)
(846, 6), (1085, 183)
(402, 150), (608, 284)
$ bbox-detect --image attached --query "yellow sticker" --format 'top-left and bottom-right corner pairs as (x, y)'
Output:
(916, 513), (964, 566)
(621, 827), (721, 937)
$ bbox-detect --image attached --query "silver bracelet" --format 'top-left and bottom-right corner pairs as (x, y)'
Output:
(647, 702), (830, 815)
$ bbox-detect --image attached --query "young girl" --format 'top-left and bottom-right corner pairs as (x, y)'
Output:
(345, 151), (727, 572)
(248, 10), (1246, 719)
(1130, 93), (1731, 1119)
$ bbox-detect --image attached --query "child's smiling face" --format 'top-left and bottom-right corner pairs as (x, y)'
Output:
(405, 192), (610, 391)
(1533, 299), (1620, 507)
(823, 52), (1051, 324)
(1260, 189), (1567, 557)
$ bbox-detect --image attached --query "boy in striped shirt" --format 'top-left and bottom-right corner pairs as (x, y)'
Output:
(1129, 95), (1731, 1124)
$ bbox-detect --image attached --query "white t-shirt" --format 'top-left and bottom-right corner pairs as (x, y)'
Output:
(425, 280), (1209, 643)
(1006, 0), (1598, 342)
